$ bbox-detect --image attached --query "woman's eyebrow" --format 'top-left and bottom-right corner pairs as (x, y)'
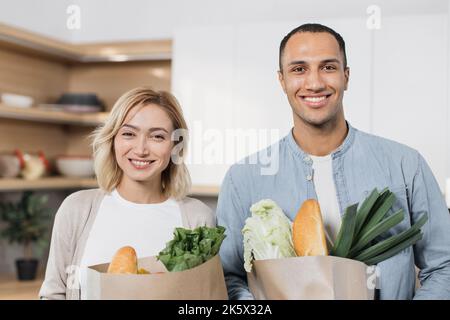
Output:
(121, 124), (169, 133)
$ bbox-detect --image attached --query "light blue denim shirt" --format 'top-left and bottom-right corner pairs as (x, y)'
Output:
(217, 122), (450, 300)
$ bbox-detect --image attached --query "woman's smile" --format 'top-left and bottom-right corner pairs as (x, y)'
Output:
(128, 158), (157, 170)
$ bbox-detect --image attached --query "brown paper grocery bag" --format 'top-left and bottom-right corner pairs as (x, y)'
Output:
(247, 256), (374, 300)
(85, 254), (228, 300)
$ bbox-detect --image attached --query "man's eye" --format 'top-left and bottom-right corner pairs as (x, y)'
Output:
(323, 65), (336, 71)
(292, 66), (305, 73)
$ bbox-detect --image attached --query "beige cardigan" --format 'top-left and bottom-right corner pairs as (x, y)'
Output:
(39, 188), (216, 300)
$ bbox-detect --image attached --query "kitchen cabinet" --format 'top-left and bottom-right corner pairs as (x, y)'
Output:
(0, 23), (218, 196)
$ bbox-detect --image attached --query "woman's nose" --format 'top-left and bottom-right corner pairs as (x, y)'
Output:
(134, 136), (150, 156)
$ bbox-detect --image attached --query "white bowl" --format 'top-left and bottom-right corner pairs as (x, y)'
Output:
(0, 154), (21, 178)
(56, 157), (94, 177)
(1, 93), (34, 108)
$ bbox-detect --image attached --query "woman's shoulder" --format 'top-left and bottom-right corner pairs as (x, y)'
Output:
(62, 188), (106, 207)
(57, 188), (105, 219)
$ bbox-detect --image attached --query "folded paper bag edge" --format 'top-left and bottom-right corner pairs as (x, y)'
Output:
(247, 255), (374, 300)
(85, 254), (228, 300)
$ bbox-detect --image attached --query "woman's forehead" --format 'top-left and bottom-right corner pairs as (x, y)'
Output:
(122, 103), (173, 130)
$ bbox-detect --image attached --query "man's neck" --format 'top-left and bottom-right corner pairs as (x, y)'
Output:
(292, 115), (348, 156)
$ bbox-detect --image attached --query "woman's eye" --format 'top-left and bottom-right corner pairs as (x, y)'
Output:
(152, 135), (165, 141)
(122, 132), (135, 137)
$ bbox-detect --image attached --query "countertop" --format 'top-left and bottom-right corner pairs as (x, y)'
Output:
(0, 275), (42, 300)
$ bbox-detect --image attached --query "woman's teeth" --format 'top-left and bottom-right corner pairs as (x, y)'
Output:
(130, 159), (153, 167)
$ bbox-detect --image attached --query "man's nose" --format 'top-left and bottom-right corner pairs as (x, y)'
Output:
(304, 70), (326, 92)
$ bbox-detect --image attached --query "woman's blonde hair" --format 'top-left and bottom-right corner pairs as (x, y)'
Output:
(91, 87), (191, 199)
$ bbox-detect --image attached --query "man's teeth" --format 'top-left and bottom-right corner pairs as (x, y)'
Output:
(303, 96), (327, 102)
(131, 160), (152, 166)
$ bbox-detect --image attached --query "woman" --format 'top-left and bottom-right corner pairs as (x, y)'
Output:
(39, 87), (215, 299)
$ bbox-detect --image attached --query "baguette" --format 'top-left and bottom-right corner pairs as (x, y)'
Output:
(293, 199), (328, 256)
(107, 246), (138, 274)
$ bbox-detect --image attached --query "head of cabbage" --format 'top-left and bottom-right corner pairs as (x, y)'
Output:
(242, 199), (296, 272)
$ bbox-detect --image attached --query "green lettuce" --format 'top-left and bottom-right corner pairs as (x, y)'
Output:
(243, 199), (296, 272)
(156, 225), (226, 272)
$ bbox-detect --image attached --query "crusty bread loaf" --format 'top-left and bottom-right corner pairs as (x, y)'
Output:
(293, 199), (328, 256)
(107, 246), (138, 274)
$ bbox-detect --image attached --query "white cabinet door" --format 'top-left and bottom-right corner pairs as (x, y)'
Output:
(372, 14), (448, 191)
(172, 26), (235, 186)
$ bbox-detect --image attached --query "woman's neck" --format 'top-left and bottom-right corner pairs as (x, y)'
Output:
(116, 177), (167, 204)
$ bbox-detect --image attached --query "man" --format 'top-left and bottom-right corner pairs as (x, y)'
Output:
(216, 23), (450, 300)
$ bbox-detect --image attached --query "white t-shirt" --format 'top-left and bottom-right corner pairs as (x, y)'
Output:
(79, 189), (182, 298)
(310, 154), (342, 247)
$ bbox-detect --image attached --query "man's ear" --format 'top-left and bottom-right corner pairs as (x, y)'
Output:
(344, 67), (350, 90)
(278, 70), (287, 94)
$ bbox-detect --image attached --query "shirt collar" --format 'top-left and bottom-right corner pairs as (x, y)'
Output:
(285, 121), (356, 161)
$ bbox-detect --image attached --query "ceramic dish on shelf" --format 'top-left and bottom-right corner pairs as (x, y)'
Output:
(1, 93), (34, 108)
(56, 93), (105, 113)
(0, 152), (22, 178)
(55, 156), (95, 177)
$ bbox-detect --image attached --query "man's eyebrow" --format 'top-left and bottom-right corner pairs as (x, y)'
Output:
(321, 58), (341, 64)
(288, 58), (341, 66)
(121, 124), (169, 133)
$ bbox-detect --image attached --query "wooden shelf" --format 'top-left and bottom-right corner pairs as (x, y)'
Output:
(0, 22), (171, 63)
(0, 177), (97, 191)
(0, 104), (108, 126)
(0, 177), (220, 196)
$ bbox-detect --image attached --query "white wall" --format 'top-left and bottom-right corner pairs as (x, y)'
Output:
(0, 0), (447, 43)
(372, 14), (448, 192)
(0, 0), (72, 42)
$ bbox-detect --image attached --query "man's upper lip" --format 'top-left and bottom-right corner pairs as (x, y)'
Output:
(300, 93), (332, 97)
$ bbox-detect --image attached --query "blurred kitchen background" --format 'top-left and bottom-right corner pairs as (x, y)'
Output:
(0, 0), (449, 298)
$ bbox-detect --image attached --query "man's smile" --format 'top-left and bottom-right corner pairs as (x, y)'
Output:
(299, 93), (332, 108)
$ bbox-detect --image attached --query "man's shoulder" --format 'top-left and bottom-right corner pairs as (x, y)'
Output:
(225, 136), (287, 183)
(355, 128), (420, 160)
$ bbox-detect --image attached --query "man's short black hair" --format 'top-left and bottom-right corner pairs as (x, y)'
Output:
(279, 23), (347, 71)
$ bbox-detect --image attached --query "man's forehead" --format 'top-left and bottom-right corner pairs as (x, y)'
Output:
(283, 32), (342, 63)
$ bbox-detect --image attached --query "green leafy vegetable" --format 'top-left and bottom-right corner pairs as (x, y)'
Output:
(335, 187), (428, 265)
(330, 203), (358, 257)
(156, 225), (226, 272)
(242, 199), (296, 272)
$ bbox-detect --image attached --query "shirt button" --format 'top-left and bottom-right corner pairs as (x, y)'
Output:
(306, 175), (312, 181)
(303, 156), (311, 162)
